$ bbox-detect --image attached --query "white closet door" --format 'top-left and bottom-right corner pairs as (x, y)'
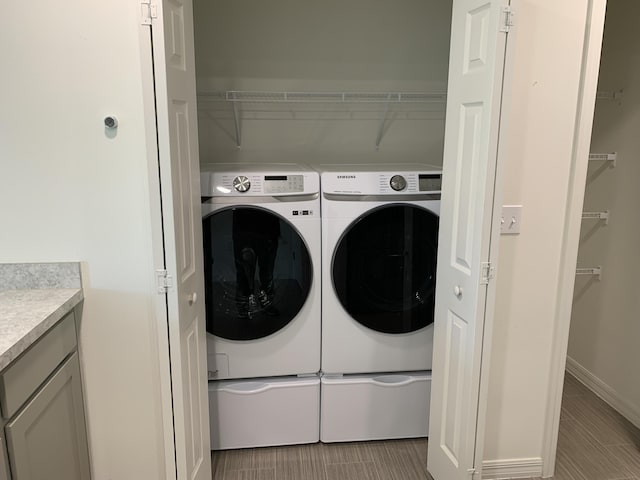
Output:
(428, 0), (510, 479)
(150, 0), (211, 479)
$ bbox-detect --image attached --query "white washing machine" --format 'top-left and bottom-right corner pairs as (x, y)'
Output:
(320, 164), (441, 375)
(200, 163), (321, 380)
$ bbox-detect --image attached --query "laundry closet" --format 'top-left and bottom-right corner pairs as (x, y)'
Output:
(568, 0), (640, 425)
(192, 0), (453, 452)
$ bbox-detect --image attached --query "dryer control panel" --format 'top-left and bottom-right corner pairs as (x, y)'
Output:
(321, 171), (442, 195)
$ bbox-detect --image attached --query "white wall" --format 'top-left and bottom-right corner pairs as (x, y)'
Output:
(0, 1), (167, 479)
(483, 0), (589, 466)
(568, 0), (640, 425)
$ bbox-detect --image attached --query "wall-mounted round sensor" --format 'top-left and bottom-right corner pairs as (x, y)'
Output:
(104, 116), (118, 129)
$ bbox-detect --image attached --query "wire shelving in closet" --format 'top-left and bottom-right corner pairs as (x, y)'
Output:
(197, 90), (448, 149)
(595, 89), (624, 102)
(581, 210), (609, 224)
(575, 267), (602, 281)
(588, 152), (617, 167)
(575, 146), (619, 281)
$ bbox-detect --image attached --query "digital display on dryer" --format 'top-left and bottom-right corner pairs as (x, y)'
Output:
(419, 174), (441, 192)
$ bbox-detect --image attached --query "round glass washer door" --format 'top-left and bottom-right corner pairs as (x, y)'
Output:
(202, 206), (313, 341)
(332, 204), (438, 334)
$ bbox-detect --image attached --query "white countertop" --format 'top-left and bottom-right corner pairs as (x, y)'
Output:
(0, 288), (83, 370)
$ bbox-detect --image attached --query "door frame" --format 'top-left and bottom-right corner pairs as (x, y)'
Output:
(139, 0), (518, 478)
(540, 0), (608, 477)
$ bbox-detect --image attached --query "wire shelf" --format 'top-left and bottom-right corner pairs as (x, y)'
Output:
(588, 152), (617, 167)
(198, 90), (448, 104)
(576, 267), (602, 281)
(581, 211), (609, 224)
(595, 90), (623, 102)
(197, 90), (447, 148)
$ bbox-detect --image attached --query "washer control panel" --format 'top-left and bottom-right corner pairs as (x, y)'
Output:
(322, 171), (442, 195)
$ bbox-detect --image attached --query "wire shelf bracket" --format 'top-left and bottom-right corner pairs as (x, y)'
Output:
(582, 211), (609, 225)
(576, 267), (602, 281)
(230, 91), (242, 148)
(596, 90), (623, 102)
(589, 152), (617, 167)
(375, 93), (393, 150)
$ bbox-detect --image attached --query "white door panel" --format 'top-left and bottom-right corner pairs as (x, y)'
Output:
(151, 0), (212, 478)
(428, 0), (509, 479)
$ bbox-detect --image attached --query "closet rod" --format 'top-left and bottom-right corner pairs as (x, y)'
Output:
(581, 211), (609, 224)
(575, 267), (602, 281)
(588, 152), (617, 167)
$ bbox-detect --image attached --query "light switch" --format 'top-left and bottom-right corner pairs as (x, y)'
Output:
(501, 205), (522, 234)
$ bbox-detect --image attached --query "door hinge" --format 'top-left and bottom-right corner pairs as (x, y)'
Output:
(468, 468), (482, 480)
(156, 269), (173, 293)
(480, 262), (496, 285)
(500, 5), (514, 33)
(141, 0), (158, 26)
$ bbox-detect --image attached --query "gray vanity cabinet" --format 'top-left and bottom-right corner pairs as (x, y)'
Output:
(0, 436), (9, 480)
(0, 311), (90, 480)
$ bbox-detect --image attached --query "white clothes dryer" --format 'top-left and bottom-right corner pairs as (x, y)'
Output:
(200, 164), (321, 380)
(320, 164), (441, 375)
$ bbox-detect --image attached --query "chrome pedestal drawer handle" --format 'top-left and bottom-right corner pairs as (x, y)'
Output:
(453, 285), (463, 297)
(188, 293), (197, 305)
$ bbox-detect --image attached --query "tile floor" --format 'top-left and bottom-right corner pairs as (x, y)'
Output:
(211, 373), (640, 479)
(534, 373), (640, 480)
(212, 438), (430, 480)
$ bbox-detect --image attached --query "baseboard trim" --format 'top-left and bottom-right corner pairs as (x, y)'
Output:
(566, 356), (640, 429)
(481, 457), (543, 479)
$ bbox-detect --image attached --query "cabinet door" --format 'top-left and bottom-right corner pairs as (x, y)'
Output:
(0, 437), (9, 480)
(5, 352), (90, 480)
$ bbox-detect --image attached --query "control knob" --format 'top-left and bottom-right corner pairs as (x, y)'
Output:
(389, 175), (407, 192)
(233, 175), (251, 193)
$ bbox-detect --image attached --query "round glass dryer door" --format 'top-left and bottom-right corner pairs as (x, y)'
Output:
(332, 204), (438, 334)
(202, 206), (313, 341)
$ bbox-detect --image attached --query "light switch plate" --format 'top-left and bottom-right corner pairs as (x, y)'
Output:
(501, 205), (522, 234)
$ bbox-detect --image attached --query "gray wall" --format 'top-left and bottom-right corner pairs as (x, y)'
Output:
(193, 0), (451, 166)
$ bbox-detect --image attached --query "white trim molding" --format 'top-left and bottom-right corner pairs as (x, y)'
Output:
(541, 0), (608, 478)
(482, 457), (543, 479)
(566, 357), (640, 429)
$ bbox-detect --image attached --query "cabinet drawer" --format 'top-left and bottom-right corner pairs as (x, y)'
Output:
(0, 312), (77, 418)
